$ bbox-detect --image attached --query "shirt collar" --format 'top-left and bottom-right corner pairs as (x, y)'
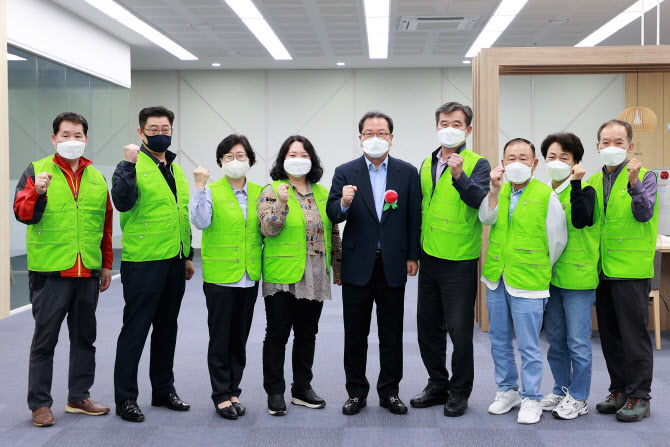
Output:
(229, 179), (248, 195)
(141, 145), (176, 166)
(548, 177), (570, 195)
(602, 159), (628, 176)
(365, 155), (388, 172)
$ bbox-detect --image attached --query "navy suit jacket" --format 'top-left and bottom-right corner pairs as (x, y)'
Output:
(327, 155), (421, 288)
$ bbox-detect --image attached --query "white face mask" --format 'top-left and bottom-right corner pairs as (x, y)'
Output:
(362, 137), (390, 158)
(504, 161), (533, 184)
(599, 146), (628, 167)
(221, 159), (250, 180)
(545, 160), (572, 182)
(56, 140), (86, 160)
(437, 127), (466, 149)
(284, 158), (312, 177)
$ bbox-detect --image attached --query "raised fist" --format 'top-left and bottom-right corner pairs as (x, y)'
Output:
(35, 172), (52, 195)
(193, 167), (210, 190)
(490, 166), (505, 191)
(341, 185), (357, 207)
(570, 163), (586, 181)
(277, 183), (290, 204)
(124, 144), (140, 164)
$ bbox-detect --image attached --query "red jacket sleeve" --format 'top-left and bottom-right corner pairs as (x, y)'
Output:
(14, 165), (48, 224)
(101, 191), (114, 270)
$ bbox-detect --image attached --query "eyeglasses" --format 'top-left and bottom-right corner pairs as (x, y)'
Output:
(143, 127), (173, 136)
(223, 153), (248, 162)
(361, 131), (389, 140)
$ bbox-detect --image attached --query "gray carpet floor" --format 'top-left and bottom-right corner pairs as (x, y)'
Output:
(1, 259), (669, 447)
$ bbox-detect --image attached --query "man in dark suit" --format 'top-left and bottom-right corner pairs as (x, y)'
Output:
(327, 111), (421, 415)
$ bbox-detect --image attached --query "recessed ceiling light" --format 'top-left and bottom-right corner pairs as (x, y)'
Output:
(8, 53), (27, 61)
(337, 62), (346, 66)
(419, 49), (436, 53)
(223, 0), (292, 60)
(83, 0), (198, 60)
(190, 23), (211, 28)
(547, 18), (570, 24)
(465, 0), (529, 58)
(212, 63), (221, 67)
(576, 0), (666, 47)
(225, 50), (241, 55)
(462, 60), (471, 64)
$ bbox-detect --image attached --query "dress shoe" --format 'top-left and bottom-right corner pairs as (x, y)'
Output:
(342, 397), (366, 415)
(444, 393), (468, 417)
(380, 395), (408, 415)
(215, 404), (238, 420)
(268, 394), (286, 416)
(232, 402), (246, 416)
(291, 387), (326, 409)
(65, 398), (110, 416)
(151, 392), (190, 411)
(116, 398), (145, 422)
(410, 384), (449, 408)
(32, 407), (54, 427)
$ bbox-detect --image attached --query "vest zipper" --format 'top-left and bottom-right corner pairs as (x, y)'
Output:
(60, 165), (82, 276)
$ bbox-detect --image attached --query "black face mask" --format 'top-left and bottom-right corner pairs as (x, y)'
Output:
(143, 133), (172, 153)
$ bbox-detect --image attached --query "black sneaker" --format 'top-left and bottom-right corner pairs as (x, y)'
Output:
(268, 394), (286, 416)
(291, 387), (326, 409)
(444, 393), (468, 417)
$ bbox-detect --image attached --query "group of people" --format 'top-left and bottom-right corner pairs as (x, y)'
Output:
(13, 102), (657, 428)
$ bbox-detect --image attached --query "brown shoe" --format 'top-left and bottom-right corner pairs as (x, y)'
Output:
(32, 407), (54, 427)
(65, 399), (110, 416)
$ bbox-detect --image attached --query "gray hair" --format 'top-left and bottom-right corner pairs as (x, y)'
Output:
(435, 102), (473, 126)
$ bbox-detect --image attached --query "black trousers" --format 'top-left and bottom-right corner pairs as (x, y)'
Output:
(342, 256), (405, 399)
(204, 282), (258, 405)
(27, 273), (100, 410)
(262, 291), (324, 395)
(417, 253), (478, 397)
(114, 257), (186, 403)
(596, 278), (653, 400)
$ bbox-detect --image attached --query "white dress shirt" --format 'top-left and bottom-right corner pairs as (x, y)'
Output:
(479, 180), (568, 298)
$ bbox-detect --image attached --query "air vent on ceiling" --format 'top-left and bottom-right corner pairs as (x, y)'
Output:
(398, 16), (479, 32)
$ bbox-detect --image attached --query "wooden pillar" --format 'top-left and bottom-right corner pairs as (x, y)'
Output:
(0, 0), (10, 320)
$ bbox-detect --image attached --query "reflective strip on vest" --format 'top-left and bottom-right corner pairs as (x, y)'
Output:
(119, 151), (191, 262)
(482, 178), (553, 290)
(420, 148), (484, 260)
(27, 155), (107, 271)
(262, 180), (332, 284)
(202, 179), (263, 283)
(588, 167), (658, 279)
(551, 181), (601, 290)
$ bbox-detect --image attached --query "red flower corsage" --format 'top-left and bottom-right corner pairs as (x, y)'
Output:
(383, 190), (398, 211)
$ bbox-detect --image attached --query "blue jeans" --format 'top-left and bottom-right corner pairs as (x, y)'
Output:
(544, 285), (595, 401)
(486, 282), (546, 400)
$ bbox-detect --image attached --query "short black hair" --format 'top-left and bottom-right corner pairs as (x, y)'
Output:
(216, 134), (256, 168)
(358, 111), (394, 134)
(269, 135), (324, 184)
(540, 132), (584, 163)
(53, 112), (88, 136)
(503, 138), (536, 156)
(435, 102), (473, 126)
(139, 106), (175, 130)
(597, 119), (633, 143)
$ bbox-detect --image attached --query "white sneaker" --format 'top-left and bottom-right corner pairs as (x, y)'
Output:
(552, 388), (588, 420)
(540, 393), (564, 412)
(517, 398), (542, 424)
(488, 389), (522, 415)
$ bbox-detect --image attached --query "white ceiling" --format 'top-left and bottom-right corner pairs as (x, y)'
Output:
(51, 0), (670, 70)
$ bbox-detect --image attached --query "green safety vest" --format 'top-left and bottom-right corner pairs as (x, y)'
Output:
(262, 180), (332, 284)
(26, 155), (107, 271)
(201, 178), (263, 283)
(551, 181), (601, 290)
(482, 179), (553, 290)
(119, 151), (191, 262)
(588, 167), (659, 279)
(420, 148), (484, 260)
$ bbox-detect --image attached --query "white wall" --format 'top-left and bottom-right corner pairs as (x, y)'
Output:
(7, 0), (131, 88)
(128, 68), (625, 247)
